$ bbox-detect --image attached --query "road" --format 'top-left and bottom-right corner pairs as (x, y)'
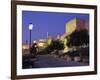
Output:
(33, 54), (88, 68)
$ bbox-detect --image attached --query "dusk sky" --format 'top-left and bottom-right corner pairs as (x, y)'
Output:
(22, 11), (89, 43)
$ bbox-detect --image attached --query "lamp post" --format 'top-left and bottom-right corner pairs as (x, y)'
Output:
(28, 23), (33, 54)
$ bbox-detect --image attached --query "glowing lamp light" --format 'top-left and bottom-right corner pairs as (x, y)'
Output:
(29, 23), (33, 30)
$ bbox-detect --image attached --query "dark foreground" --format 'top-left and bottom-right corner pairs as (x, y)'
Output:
(23, 54), (89, 69)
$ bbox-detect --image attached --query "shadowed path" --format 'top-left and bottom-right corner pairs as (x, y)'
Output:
(34, 54), (88, 68)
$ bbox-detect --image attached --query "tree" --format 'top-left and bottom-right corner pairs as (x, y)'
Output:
(66, 29), (89, 62)
(67, 29), (89, 47)
(49, 40), (64, 55)
(49, 40), (64, 50)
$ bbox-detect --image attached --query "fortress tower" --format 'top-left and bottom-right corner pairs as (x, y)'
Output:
(66, 17), (89, 35)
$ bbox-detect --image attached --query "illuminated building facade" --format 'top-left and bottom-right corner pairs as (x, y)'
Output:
(62, 18), (89, 53)
(66, 17), (89, 35)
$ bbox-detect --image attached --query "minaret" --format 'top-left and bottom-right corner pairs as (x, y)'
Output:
(47, 32), (49, 39)
(47, 32), (52, 45)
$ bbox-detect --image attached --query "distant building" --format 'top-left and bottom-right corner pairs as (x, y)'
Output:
(35, 39), (47, 52)
(35, 33), (53, 52)
(37, 39), (47, 48)
(22, 40), (29, 50)
(56, 34), (61, 40)
(22, 44), (29, 50)
(22, 40), (30, 55)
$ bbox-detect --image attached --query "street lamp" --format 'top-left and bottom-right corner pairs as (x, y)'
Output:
(28, 23), (33, 54)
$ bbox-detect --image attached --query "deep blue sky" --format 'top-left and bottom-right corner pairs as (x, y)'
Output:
(22, 11), (89, 43)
